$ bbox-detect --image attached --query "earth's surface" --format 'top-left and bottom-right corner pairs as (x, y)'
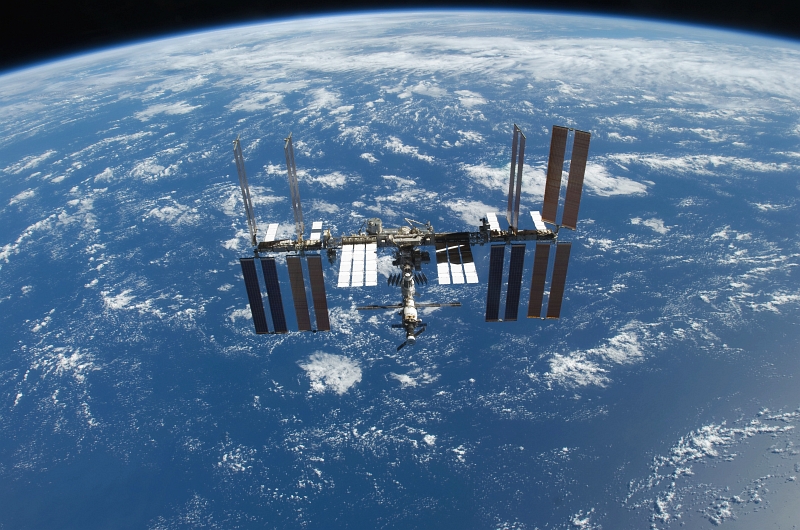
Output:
(2, 10), (800, 529)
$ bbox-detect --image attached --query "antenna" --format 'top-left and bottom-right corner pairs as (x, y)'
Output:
(284, 133), (305, 241)
(233, 137), (259, 246)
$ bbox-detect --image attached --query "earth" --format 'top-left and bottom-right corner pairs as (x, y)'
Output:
(2, 10), (800, 530)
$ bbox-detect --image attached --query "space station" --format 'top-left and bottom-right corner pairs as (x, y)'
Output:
(233, 123), (590, 350)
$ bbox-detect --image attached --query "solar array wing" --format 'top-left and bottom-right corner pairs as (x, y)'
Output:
(546, 242), (571, 319)
(560, 130), (591, 230)
(461, 243), (479, 284)
(504, 244), (526, 321)
(527, 243), (551, 318)
(351, 244), (366, 287)
(287, 256), (312, 331)
(447, 242), (465, 284)
(541, 125), (569, 224)
(239, 258), (269, 334)
(365, 243), (378, 286)
(487, 212), (501, 233)
(233, 139), (259, 246)
(284, 134), (305, 240)
(507, 125), (520, 228)
(435, 240), (450, 285)
(307, 255), (330, 331)
(530, 211), (547, 231)
(337, 244), (353, 287)
(485, 245), (505, 322)
(264, 223), (279, 242)
(512, 127), (526, 230)
(309, 221), (323, 241)
(260, 258), (288, 333)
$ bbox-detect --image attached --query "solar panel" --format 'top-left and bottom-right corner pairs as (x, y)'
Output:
(260, 258), (288, 333)
(284, 134), (305, 240)
(561, 130), (591, 230)
(239, 258), (269, 334)
(351, 243), (366, 287)
(265, 223), (279, 242)
(309, 221), (323, 241)
(435, 240), (450, 284)
(287, 256), (312, 331)
(307, 255), (330, 331)
(365, 243), (378, 286)
(530, 211), (547, 231)
(546, 242), (571, 319)
(504, 245), (526, 321)
(507, 125), (520, 227)
(512, 130), (526, 230)
(461, 243), (479, 284)
(233, 138), (259, 246)
(487, 212), (501, 232)
(527, 243), (550, 318)
(337, 244), (353, 287)
(485, 245), (505, 322)
(542, 125), (569, 224)
(447, 243), (465, 284)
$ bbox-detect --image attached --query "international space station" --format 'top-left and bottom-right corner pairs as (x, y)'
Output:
(233, 124), (590, 350)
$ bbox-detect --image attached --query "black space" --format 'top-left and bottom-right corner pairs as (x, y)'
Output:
(2, 0), (800, 73)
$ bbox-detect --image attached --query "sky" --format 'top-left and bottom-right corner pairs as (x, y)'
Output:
(2, 0), (800, 73)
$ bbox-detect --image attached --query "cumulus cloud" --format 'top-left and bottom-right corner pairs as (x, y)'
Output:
(9, 189), (35, 205)
(631, 217), (669, 234)
(299, 352), (362, 395)
(546, 327), (645, 388)
(384, 136), (433, 163)
(145, 202), (200, 226)
(444, 199), (496, 225)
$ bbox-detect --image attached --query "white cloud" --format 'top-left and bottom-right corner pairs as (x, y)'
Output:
(134, 101), (200, 121)
(9, 189), (34, 205)
(130, 158), (177, 180)
(102, 289), (136, 310)
(455, 130), (484, 146)
(307, 171), (349, 188)
(454, 89), (486, 107)
(546, 326), (645, 388)
(608, 153), (792, 176)
(631, 217), (669, 234)
(388, 369), (439, 388)
(145, 202), (200, 226)
(3, 150), (56, 174)
(384, 136), (433, 163)
(607, 132), (637, 142)
(583, 163), (648, 196)
(299, 352), (362, 395)
(443, 199), (496, 226)
(94, 167), (114, 182)
(310, 199), (339, 214)
(547, 353), (609, 388)
(360, 153), (378, 163)
(227, 91), (284, 112)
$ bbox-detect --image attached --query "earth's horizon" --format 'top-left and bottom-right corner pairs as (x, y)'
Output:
(1, 9), (800, 530)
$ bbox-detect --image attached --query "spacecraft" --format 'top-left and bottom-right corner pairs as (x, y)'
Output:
(233, 124), (590, 350)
